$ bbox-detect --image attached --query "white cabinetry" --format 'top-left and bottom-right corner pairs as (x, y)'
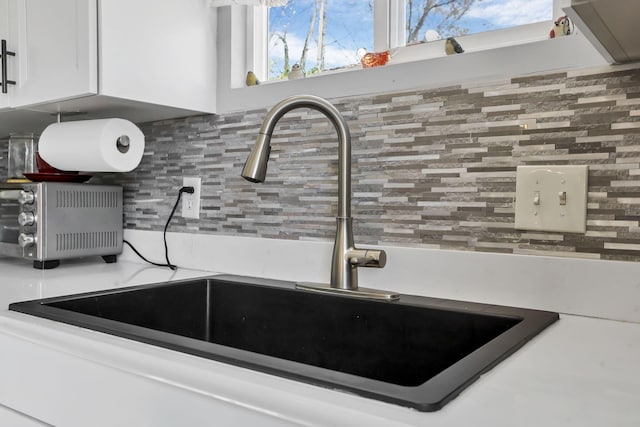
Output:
(99, 0), (217, 114)
(7, 0), (96, 108)
(0, 0), (216, 136)
(0, 0), (11, 110)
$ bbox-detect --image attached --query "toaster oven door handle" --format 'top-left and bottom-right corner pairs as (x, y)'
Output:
(0, 190), (22, 201)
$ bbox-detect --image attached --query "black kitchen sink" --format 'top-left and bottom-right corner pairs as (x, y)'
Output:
(9, 275), (558, 411)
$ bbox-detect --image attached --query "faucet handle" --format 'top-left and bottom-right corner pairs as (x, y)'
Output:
(348, 248), (386, 268)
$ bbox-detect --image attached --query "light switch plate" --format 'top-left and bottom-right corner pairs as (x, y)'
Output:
(515, 165), (588, 233)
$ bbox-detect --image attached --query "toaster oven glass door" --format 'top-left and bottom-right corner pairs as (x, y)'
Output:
(0, 188), (22, 257)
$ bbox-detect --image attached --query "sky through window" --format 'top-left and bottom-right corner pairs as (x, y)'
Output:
(267, 0), (553, 80)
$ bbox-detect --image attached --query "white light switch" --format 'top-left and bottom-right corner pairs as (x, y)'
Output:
(515, 165), (588, 233)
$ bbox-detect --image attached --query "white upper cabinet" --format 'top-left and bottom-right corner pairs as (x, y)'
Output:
(0, 0), (12, 110)
(8, 0), (96, 108)
(99, 0), (217, 114)
(0, 0), (216, 135)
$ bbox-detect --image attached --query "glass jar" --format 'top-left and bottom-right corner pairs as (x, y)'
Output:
(7, 133), (36, 181)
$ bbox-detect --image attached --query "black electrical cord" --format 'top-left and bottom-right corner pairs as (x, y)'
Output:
(123, 240), (168, 268)
(124, 185), (195, 270)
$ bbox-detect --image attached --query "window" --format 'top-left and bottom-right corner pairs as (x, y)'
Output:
(405, 0), (553, 44)
(267, 0), (374, 80)
(218, 0), (606, 113)
(262, 0), (555, 81)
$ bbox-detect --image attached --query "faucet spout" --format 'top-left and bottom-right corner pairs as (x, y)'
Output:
(242, 133), (271, 183)
(242, 95), (351, 218)
(242, 95), (395, 298)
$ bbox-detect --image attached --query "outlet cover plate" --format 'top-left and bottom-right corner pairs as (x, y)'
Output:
(515, 165), (588, 233)
(181, 177), (201, 219)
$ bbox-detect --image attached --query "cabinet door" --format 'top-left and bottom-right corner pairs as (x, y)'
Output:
(0, 0), (11, 110)
(99, 0), (216, 113)
(9, 0), (97, 108)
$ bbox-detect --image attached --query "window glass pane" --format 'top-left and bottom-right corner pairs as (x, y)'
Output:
(268, 0), (374, 80)
(406, 0), (553, 45)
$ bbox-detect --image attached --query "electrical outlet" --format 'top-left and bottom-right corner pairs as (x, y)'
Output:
(181, 177), (201, 219)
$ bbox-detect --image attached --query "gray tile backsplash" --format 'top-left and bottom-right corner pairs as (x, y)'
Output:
(49, 64), (640, 261)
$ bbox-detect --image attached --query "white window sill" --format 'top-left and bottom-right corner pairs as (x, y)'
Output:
(215, 9), (608, 115)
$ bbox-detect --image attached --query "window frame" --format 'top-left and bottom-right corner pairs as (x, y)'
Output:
(214, 0), (608, 114)
(251, 0), (565, 82)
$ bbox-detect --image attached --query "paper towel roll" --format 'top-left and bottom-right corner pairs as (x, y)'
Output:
(38, 118), (145, 172)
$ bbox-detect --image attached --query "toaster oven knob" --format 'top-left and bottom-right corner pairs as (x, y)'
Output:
(18, 233), (35, 248)
(19, 190), (35, 205)
(18, 212), (36, 226)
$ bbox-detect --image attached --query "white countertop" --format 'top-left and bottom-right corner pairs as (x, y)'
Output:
(0, 256), (639, 426)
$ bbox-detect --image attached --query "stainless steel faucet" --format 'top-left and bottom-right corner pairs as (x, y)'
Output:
(242, 95), (398, 300)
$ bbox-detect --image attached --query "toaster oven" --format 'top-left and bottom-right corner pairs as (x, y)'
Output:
(0, 182), (123, 269)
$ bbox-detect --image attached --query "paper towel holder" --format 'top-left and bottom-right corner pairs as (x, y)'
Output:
(38, 118), (145, 173)
(116, 136), (130, 153)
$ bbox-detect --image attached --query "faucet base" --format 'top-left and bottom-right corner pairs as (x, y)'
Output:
(295, 282), (400, 301)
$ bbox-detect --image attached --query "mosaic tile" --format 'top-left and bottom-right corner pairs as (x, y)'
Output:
(85, 63), (640, 263)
